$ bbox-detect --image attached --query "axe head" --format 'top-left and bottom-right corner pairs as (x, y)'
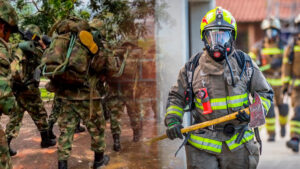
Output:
(249, 92), (265, 128)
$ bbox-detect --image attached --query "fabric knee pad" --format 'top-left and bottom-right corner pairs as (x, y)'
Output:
(278, 104), (289, 116)
(292, 106), (300, 121)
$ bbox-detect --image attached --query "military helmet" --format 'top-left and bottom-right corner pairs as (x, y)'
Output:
(0, 0), (18, 31)
(25, 24), (42, 37)
(261, 17), (281, 31)
(200, 7), (237, 40)
(89, 18), (103, 31)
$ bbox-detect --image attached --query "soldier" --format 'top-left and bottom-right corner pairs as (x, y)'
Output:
(249, 17), (288, 141)
(47, 94), (86, 141)
(91, 18), (142, 143)
(5, 24), (56, 156)
(165, 7), (273, 169)
(282, 14), (300, 152)
(0, 0), (19, 168)
(42, 17), (109, 169)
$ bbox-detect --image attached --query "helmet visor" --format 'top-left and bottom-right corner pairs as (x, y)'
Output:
(265, 28), (279, 39)
(204, 29), (232, 48)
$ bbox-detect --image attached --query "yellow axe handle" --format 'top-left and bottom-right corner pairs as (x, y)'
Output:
(146, 107), (250, 145)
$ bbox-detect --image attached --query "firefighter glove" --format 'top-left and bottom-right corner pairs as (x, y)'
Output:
(166, 122), (184, 140)
(236, 109), (250, 122)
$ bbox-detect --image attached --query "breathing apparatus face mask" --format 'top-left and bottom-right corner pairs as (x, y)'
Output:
(265, 28), (279, 41)
(204, 29), (233, 62)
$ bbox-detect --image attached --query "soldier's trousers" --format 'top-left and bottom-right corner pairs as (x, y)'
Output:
(0, 78), (17, 169)
(48, 96), (61, 128)
(0, 124), (11, 169)
(5, 93), (49, 139)
(104, 96), (123, 135)
(185, 140), (259, 169)
(57, 99), (106, 160)
(265, 86), (289, 135)
(126, 100), (142, 133)
(290, 88), (300, 139)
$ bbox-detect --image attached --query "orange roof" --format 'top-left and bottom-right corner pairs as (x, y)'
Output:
(216, 0), (300, 22)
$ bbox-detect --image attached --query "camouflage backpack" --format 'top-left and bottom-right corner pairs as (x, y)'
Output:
(42, 18), (95, 85)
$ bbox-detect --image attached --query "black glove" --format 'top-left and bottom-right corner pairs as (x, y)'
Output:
(236, 110), (250, 122)
(166, 122), (184, 140)
(270, 58), (282, 69)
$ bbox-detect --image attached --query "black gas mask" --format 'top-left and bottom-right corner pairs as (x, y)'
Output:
(204, 29), (233, 62)
(265, 28), (280, 42)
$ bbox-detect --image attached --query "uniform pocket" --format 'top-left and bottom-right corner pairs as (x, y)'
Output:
(245, 141), (260, 169)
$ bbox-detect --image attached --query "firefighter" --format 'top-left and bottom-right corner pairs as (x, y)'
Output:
(249, 17), (287, 142)
(165, 7), (273, 169)
(282, 13), (300, 152)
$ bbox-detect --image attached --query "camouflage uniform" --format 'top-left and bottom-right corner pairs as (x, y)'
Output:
(5, 25), (55, 151)
(0, 0), (19, 168)
(42, 18), (109, 168)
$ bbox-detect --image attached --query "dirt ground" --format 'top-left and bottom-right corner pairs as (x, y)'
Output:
(1, 102), (160, 169)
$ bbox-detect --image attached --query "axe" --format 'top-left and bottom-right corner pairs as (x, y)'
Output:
(146, 92), (265, 145)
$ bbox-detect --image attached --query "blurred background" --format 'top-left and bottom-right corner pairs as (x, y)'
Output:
(1, 0), (300, 168)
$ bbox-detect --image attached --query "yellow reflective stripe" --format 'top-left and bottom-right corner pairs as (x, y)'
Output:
(260, 96), (271, 112)
(195, 93), (248, 110)
(261, 48), (283, 55)
(265, 125), (276, 131)
(290, 128), (300, 134)
(294, 45), (300, 52)
(283, 76), (291, 83)
(266, 78), (283, 86)
(226, 131), (254, 150)
(188, 134), (222, 153)
(279, 115), (288, 125)
(292, 79), (300, 86)
(283, 57), (289, 64)
(265, 118), (276, 124)
(290, 120), (300, 127)
(248, 52), (257, 60)
(259, 64), (271, 72)
(166, 105), (184, 118)
(167, 105), (183, 112)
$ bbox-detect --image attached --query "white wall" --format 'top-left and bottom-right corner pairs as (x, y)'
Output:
(155, 0), (215, 168)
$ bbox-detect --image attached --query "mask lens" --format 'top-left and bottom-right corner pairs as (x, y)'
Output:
(205, 30), (231, 48)
(265, 29), (279, 39)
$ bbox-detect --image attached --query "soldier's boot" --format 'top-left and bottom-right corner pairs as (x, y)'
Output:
(7, 137), (17, 156)
(133, 129), (141, 142)
(48, 122), (56, 140)
(75, 122), (85, 134)
(267, 133), (275, 142)
(58, 160), (67, 169)
(40, 131), (56, 148)
(286, 138), (299, 153)
(113, 134), (121, 152)
(93, 152), (110, 169)
(280, 125), (286, 138)
(79, 31), (98, 54)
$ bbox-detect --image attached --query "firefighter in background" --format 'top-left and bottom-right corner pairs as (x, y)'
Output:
(282, 14), (300, 152)
(249, 17), (288, 142)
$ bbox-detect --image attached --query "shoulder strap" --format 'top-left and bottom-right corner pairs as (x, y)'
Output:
(235, 50), (254, 92)
(184, 52), (202, 111)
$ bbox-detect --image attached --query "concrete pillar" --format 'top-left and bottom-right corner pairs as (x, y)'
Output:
(189, 0), (216, 56)
(155, 0), (215, 168)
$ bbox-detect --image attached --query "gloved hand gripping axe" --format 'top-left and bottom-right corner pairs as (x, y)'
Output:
(146, 92), (266, 150)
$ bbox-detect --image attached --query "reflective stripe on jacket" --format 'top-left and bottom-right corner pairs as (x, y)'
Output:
(166, 50), (273, 153)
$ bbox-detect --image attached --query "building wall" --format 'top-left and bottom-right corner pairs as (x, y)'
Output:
(155, 0), (215, 168)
